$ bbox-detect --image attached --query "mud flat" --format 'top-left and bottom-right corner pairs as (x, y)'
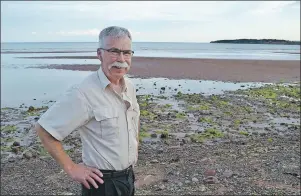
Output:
(1, 82), (300, 195)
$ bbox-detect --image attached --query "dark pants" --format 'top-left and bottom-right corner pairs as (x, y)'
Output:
(82, 166), (135, 196)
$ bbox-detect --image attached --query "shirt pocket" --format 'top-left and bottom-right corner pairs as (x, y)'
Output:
(93, 108), (119, 139)
(128, 108), (139, 136)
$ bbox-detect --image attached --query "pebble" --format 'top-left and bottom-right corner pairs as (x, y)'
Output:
(12, 141), (20, 146)
(185, 180), (191, 184)
(199, 185), (206, 192)
(204, 169), (216, 177)
(203, 176), (219, 184)
(178, 182), (183, 187)
(151, 133), (157, 138)
(8, 157), (15, 163)
(23, 151), (33, 160)
(157, 184), (165, 190)
(157, 148), (164, 154)
(192, 177), (199, 182)
(150, 159), (159, 164)
(222, 170), (233, 178)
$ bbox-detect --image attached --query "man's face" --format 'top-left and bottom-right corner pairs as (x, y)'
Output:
(97, 36), (132, 80)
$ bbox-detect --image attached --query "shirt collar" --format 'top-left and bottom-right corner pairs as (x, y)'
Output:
(97, 67), (128, 93)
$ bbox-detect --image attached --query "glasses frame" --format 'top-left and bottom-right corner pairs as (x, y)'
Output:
(98, 47), (134, 58)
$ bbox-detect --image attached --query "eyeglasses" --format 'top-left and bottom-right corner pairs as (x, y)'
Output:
(98, 48), (134, 59)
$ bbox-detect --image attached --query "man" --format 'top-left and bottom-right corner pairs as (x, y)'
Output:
(34, 26), (140, 196)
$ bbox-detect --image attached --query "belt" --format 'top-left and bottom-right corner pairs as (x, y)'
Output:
(100, 166), (132, 179)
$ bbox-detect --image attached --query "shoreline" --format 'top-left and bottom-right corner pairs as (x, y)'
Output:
(26, 57), (300, 83)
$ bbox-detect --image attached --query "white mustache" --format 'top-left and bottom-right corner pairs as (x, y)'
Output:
(109, 62), (129, 69)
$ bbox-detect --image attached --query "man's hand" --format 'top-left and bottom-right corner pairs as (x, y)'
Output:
(68, 163), (104, 189)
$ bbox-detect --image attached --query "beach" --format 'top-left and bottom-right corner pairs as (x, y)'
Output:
(1, 45), (301, 195)
(24, 56), (301, 83)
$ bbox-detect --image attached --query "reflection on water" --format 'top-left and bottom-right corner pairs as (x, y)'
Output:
(1, 68), (266, 108)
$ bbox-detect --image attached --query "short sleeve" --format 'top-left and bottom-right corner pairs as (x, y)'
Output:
(131, 82), (140, 117)
(38, 86), (91, 141)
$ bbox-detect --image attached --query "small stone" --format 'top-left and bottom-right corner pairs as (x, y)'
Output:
(157, 148), (164, 154)
(11, 146), (20, 154)
(12, 141), (20, 146)
(199, 185), (206, 192)
(8, 157), (15, 162)
(161, 87), (165, 90)
(162, 178), (168, 182)
(204, 169), (216, 177)
(23, 151), (33, 160)
(178, 182), (183, 187)
(192, 177), (199, 182)
(151, 133), (157, 138)
(185, 180), (191, 184)
(157, 185), (165, 190)
(222, 170), (233, 178)
(203, 176), (219, 184)
(150, 159), (159, 164)
(28, 106), (35, 112)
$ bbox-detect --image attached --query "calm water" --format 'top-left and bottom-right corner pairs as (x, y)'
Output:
(1, 42), (300, 61)
(1, 42), (299, 108)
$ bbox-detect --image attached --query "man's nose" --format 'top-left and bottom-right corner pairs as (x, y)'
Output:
(117, 52), (126, 62)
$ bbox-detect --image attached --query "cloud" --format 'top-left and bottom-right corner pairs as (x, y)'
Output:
(51, 29), (100, 36)
(249, 1), (297, 15)
(31, 32), (37, 35)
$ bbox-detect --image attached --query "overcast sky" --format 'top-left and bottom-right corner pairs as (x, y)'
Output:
(1, 1), (300, 43)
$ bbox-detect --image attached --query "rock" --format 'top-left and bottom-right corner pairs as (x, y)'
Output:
(162, 178), (168, 182)
(160, 133), (168, 139)
(203, 176), (219, 184)
(222, 170), (233, 178)
(178, 182), (183, 187)
(157, 184), (165, 190)
(28, 106), (35, 112)
(161, 87), (165, 90)
(192, 177), (199, 183)
(11, 146), (20, 154)
(185, 180), (191, 184)
(157, 148), (164, 154)
(151, 133), (158, 138)
(204, 169), (216, 177)
(12, 141), (20, 146)
(23, 151), (33, 160)
(150, 159), (159, 164)
(199, 185), (206, 192)
(8, 157), (15, 162)
(182, 138), (191, 144)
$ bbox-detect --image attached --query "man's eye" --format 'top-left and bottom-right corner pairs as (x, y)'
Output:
(123, 51), (131, 55)
(110, 50), (120, 54)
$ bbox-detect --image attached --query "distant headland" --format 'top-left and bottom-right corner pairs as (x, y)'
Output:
(210, 39), (300, 45)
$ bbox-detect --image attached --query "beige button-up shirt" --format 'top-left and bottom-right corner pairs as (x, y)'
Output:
(38, 68), (140, 171)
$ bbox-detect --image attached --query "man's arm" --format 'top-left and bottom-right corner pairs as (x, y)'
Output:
(35, 123), (104, 189)
(35, 86), (104, 189)
(35, 123), (76, 174)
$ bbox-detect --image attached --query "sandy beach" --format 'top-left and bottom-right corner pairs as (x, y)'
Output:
(24, 56), (301, 82)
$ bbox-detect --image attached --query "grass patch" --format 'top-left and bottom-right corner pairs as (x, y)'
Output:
(175, 112), (186, 119)
(1, 125), (17, 133)
(187, 104), (210, 111)
(239, 131), (249, 136)
(190, 128), (224, 143)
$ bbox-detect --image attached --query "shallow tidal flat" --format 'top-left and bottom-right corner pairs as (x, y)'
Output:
(1, 82), (300, 195)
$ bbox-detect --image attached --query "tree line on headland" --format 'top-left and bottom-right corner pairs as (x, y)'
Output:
(210, 39), (300, 45)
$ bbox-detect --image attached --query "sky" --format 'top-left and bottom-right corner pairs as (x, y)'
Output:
(1, 1), (300, 43)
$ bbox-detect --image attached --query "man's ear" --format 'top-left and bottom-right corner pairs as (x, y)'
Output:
(97, 48), (103, 62)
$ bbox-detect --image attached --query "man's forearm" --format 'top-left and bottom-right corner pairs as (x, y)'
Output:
(35, 124), (75, 174)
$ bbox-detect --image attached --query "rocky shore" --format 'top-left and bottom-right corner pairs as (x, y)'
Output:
(1, 81), (300, 195)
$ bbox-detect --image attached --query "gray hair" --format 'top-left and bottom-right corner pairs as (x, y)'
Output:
(98, 26), (132, 48)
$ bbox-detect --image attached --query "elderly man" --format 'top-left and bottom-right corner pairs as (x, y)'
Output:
(34, 26), (140, 196)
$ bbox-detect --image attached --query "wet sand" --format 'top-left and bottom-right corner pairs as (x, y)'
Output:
(27, 56), (301, 83)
